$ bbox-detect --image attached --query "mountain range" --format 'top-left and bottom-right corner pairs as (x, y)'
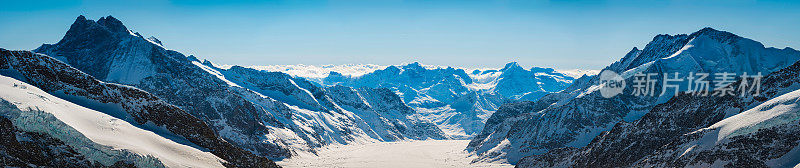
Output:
(2, 15), (799, 168)
(467, 27), (800, 166)
(2, 15), (456, 167)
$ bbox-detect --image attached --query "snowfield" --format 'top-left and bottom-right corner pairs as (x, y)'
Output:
(704, 89), (800, 143)
(277, 140), (513, 168)
(0, 75), (225, 168)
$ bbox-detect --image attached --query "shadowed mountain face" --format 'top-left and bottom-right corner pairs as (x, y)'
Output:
(32, 15), (447, 160)
(518, 59), (800, 167)
(467, 27), (800, 164)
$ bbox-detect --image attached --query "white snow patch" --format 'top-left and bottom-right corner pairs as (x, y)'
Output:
(192, 61), (241, 87)
(556, 69), (600, 78)
(706, 89), (800, 142)
(0, 75), (225, 168)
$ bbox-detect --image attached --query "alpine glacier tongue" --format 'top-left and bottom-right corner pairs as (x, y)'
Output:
(467, 27), (800, 164)
(0, 75), (225, 168)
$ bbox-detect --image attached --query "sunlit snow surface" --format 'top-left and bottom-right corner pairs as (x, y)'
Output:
(703, 89), (800, 142)
(277, 140), (513, 168)
(0, 75), (225, 168)
(553, 69), (600, 78)
(242, 64), (390, 78)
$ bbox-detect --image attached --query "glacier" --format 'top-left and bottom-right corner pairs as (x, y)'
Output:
(0, 75), (224, 167)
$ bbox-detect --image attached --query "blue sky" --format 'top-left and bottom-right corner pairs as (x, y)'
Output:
(1, 0), (799, 69)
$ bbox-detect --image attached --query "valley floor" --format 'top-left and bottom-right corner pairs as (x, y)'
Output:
(276, 140), (513, 168)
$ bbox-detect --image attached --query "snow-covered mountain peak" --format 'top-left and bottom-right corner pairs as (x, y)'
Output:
(500, 62), (524, 72)
(468, 27), (800, 164)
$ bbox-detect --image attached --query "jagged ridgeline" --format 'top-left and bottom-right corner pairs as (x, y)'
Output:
(307, 62), (579, 139)
(519, 55), (800, 167)
(468, 27), (800, 166)
(0, 48), (278, 167)
(22, 15), (455, 162)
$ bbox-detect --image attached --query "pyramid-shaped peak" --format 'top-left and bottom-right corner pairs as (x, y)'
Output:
(501, 62), (524, 71)
(76, 15), (87, 21)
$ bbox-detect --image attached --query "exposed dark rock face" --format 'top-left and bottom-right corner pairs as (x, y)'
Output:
(0, 49), (279, 167)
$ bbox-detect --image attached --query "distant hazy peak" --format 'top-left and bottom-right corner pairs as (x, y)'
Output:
(247, 62), (597, 80)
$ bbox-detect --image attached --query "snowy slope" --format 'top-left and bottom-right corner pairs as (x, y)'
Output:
(0, 75), (225, 168)
(209, 63), (449, 151)
(707, 89), (800, 142)
(631, 89), (800, 167)
(556, 69), (600, 79)
(517, 58), (800, 167)
(469, 28), (800, 164)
